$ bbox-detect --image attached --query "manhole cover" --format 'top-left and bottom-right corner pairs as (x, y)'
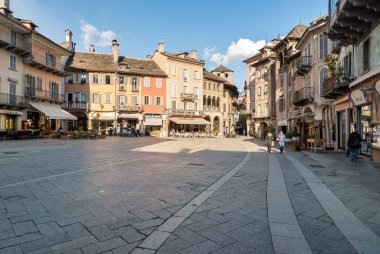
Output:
(188, 163), (204, 166)
(2, 152), (18, 155)
(310, 164), (325, 168)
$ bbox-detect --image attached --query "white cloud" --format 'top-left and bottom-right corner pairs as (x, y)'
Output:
(79, 20), (117, 49)
(207, 38), (267, 65)
(203, 46), (216, 59)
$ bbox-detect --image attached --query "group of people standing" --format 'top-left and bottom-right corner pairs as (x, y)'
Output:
(265, 131), (286, 153)
(263, 129), (363, 163)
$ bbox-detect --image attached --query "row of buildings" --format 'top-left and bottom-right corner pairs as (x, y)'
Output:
(243, 0), (380, 161)
(0, 0), (238, 137)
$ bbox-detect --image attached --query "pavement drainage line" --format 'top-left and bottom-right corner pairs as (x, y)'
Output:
(286, 154), (380, 254)
(135, 140), (251, 252)
(0, 154), (163, 189)
(267, 154), (313, 254)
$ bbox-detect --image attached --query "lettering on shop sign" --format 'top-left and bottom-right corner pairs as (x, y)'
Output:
(351, 89), (367, 106)
(0, 110), (22, 115)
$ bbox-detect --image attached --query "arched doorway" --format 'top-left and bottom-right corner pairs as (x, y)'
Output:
(322, 106), (333, 149)
(213, 116), (220, 133)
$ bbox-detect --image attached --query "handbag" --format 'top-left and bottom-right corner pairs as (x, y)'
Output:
(271, 141), (274, 147)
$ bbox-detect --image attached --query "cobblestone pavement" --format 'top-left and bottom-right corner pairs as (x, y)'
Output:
(0, 137), (380, 253)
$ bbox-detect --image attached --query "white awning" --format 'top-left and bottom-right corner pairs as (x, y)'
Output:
(30, 102), (77, 120)
(143, 117), (162, 126)
(169, 117), (211, 125)
(349, 65), (380, 88)
(119, 113), (138, 119)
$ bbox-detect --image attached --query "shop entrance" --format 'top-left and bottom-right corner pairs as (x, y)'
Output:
(5, 115), (16, 130)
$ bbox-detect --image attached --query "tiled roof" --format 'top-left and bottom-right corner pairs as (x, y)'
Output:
(203, 69), (227, 83)
(212, 64), (233, 73)
(161, 52), (204, 65)
(286, 24), (308, 38)
(65, 52), (167, 76)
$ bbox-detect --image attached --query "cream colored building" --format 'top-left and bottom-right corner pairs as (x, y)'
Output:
(150, 43), (206, 133)
(289, 16), (333, 146)
(0, 0), (73, 135)
(64, 40), (167, 133)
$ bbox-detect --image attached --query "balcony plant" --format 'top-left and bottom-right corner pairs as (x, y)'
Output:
(325, 54), (343, 83)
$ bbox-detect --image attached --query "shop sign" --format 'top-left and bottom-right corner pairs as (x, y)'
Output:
(233, 113), (239, 119)
(0, 110), (22, 115)
(351, 90), (367, 106)
(277, 120), (287, 126)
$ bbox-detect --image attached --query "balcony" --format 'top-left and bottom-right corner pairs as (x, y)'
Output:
(23, 52), (64, 76)
(116, 105), (142, 112)
(0, 93), (27, 107)
(331, 40), (341, 54)
(25, 88), (64, 103)
(203, 106), (221, 112)
(293, 87), (314, 106)
(328, 0), (380, 44)
(0, 30), (31, 56)
(322, 76), (351, 99)
(180, 93), (198, 101)
(254, 111), (270, 119)
(168, 109), (203, 116)
(62, 102), (88, 110)
(296, 56), (312, 75)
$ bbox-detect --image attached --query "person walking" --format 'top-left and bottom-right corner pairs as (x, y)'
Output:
(347, 129), (362, 162)
(277, 131), (286, 153)
(265, 132), (273, 153)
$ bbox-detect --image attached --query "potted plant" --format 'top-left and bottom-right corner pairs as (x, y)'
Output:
(326, 54), (344, 84)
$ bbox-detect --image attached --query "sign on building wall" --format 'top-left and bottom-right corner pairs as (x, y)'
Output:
(351, 89), (367, 106)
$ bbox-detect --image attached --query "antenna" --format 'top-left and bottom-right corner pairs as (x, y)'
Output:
(265, 32), (268, 45)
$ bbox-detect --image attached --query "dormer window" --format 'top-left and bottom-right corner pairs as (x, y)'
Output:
(225, 73), (228, 78)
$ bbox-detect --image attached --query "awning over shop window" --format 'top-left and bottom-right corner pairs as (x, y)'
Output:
(30, 102), (77, 120)
(143, 117), (162, 126)
(119, 113), (138, 119)
(169, 117), (211, 125)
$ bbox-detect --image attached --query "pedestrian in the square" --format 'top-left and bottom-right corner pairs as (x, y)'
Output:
(347, 129), (362, 162)
(277, 131), (286, 153)
(265, 132), (273, 153)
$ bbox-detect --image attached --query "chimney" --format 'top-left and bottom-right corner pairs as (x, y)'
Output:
(112, 39), (119, 64)
(89, 45), (95, 52)
(0, 0), (12, 16)
(158, 42), (165, 53)
(65, 29), (72, 44)
(20, 20), (38, 30)
(190, 50), (197, 59)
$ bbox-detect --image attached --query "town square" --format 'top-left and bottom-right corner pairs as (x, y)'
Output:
(1, 0), (380, 253)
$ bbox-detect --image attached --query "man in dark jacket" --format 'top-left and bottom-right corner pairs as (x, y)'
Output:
(347, 129), (362, 162)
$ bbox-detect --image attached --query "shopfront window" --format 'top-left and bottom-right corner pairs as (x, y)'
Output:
(359, 105), (372, 156)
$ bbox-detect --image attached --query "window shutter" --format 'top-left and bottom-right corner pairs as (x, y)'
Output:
(149, 96), (152, 105)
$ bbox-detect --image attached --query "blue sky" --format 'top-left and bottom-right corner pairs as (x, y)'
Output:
(12, 0), (327, 91)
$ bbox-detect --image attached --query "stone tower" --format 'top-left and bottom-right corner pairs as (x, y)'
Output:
(211, 64), (234, 83)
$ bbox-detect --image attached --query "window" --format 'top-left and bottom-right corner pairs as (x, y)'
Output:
(258, 87), (261, 96)
(92, 93), (101, 104)
(194, 71), (200, 80)
(11, 31), (16, 46)
(92, 74), (99, 84)
(194, 87), (199, 98)
(203, 82), (206, 89)
(9, 54), (16, 69)
(131, 96), (138, 106)
(223, 103), (226, 112)
(117, 95), (126, 106)
(144, 77), (150, 87)
(105, 75), (111, 84)
(304, 43), (311, 57)
(280, 77), (284, 87)
(183, 85), (188, 94)
(79, 93), (87, 103)
(131, 77), (139, 91)
(143, 95), (151, 105)
(225, 73), (229, 78)
(119, 76), (125, 85)
(208, 83), (211, 90)
(213, 83), (216, 90)
(25, 75), (36, 96)
(183, 69), (188, 82)
(80, 73), (87, 84)
(66, 74), (75, 84)
(46, 54), (56, 67)
(155, 96), (162, 105)
(264, 85), (267, 94)
(156, 78), (162, 88)
(8, 83), (16, 105)
(343, 53), (352, 76)
(172, 100), (177, 110)
(105, 93), (112, 104)
(279, 97), (285, 112)
(319, 33), (328, 60)
(172, 66), (177, 76)
(305, 74), (311, 87)
(319, 67), (328, 96)
(171, 82), (176, 98)
(363, 39), (370, 71)
(37, 77), (42, 91)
